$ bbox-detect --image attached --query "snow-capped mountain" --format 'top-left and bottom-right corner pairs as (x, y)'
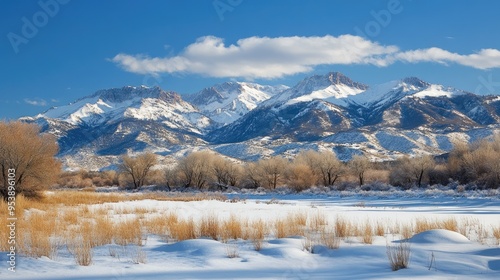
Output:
(23, 86), (210, 161)
(263, 72), (368, 108)
(210, 74), (500, 144)
(186, 82), (288, 126)
(38, 86), (211, 133)
(21, 72), (500, 170)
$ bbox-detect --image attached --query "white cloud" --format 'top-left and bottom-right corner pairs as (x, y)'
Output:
(24, 98), (47, 106)
(112, 35), (398, 79)
(393, 47), (500, 69)
(111, 35), (500, 79)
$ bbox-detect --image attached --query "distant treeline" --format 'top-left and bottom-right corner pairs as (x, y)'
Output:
(59, 134), (500, 191)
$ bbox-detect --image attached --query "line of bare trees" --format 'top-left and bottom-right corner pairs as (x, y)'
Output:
(2, 120), (497, 200)
(116, 134), (500, 191)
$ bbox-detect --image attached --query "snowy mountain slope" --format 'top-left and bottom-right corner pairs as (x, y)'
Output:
(186, 82), (288, 126)
(208, 72), (368, 143)
(19, 72), (500, 170)
(23, 86), (210, 161)
(38, 86), (211, 133)
(262, 72), (368, 108)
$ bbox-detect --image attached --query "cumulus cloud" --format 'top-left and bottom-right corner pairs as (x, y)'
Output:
(111, 35), (500, 79)
(24, 98), (47, 106)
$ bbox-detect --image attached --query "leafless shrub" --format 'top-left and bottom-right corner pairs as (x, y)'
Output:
(225, 244), (239, 258)
(320, 227), (340, 249)
(387, 240), (411, 271)
(0, 121), (61, 199)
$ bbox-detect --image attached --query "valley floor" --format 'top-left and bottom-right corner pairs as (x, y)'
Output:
(1, 192), (499, 279)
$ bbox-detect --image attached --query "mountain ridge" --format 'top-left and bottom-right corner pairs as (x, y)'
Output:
(20, 72), (500, 170)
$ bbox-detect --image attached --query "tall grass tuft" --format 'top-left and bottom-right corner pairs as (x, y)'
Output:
(386, 241), (411, 271)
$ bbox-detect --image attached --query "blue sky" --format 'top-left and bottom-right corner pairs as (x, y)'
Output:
(2, 0), (500, 119)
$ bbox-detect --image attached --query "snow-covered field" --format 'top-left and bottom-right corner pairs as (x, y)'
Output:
(2, 193), (499, 279)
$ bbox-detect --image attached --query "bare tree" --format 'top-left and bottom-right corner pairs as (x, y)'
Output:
(256, 156), (288, 189)
(0, 121), (60, 199)
(212, 155), (242, 189)
(176, 151), (214, 189)
(349, 155), (371, 186)
(119, 152), (157, 189)
(284, 163), (315, 191)
(295, 150), (343, 186)
(390, 155), (435, 187)
(447, 134), (500, 187)
(242, 162), (262, 189)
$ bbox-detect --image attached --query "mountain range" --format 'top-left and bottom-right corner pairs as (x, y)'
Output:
(22, 72), (500, 170)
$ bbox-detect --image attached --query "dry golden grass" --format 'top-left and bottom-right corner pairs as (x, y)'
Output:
(400, 223), (413, 240)
(248, 219), (267, 251)
(386, 241), (411, 271)
(15, 190), (226, 212)
(68, 240), (93, 266)
(458, 217), (474, 237)
(360, 221), (374, 244)
(0, 198), (7, 215)
(20, 212), (58, 259)
(62, 209), (80, 225)
(414, 218), (435, 233)
(0, 214), (8, 251)
(93, 216), (115, 246)
(220, 214), (243, 242)
(292, 212), (307, 226)
(274, 219), (289, 238)
(320, 226), (340, 249)
(8, 189), (497, 265)
(42, 191), (127, 206)
(114, 218), (143, 246)
(144, 212), (178, 238)
(493, 226), (500, 245)
(415, 217), (458, 234)
(334, 216), (351, 238)
(92, 206), (109, 216)
(200, 214), (220, 240)
(170, 218), (197, 241)
(440, 217), (458, 232)
(309, 210), (328, 232)
(149, 193), (227, 202)
(375, 221), (385, 236)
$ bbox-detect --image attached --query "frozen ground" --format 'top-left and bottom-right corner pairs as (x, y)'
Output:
(1, 193), (499, 279)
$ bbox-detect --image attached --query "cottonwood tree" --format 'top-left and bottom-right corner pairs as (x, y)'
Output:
(284, 163), (315, 191)
(256, 156), (288, 189)
(295, 150), (343, 186)
(457, 135), (500, 187)
(176, 151), (214, 189)
(119, 152), (157, 189)
(445, 134), (500, 187)
(349, 155), (371, 186)
(212, 155), (242, 188)
(242, 162), (262, 189)
(390, 155), (435, 188)
(0, 121), (60, 199)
